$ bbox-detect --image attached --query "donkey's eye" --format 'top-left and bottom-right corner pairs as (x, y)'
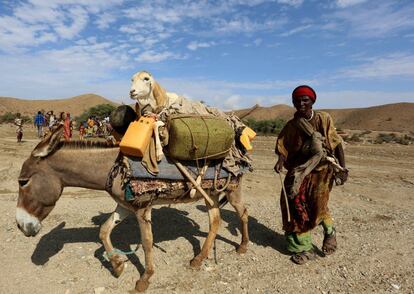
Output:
(18, 179), (29, 187)
(143, 77), (150, 81)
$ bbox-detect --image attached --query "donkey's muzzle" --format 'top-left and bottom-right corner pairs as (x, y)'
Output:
(16, 207), (41, 237)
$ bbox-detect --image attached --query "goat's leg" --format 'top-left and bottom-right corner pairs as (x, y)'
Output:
(135, 207), (154, 292)
(99, 204), (131, 277)
(190, 193), (221, 268)
(227, 182), (249, 254)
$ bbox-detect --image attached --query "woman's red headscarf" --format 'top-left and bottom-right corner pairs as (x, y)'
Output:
(292, 85), (316, 102)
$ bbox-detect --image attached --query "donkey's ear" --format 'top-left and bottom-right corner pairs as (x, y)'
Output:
(31, 125), (64, 158)
(152, 81), (167, 108)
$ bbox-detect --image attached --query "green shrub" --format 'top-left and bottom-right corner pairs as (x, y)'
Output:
(375, 133), (398, 144)
(395, 135), (413, 145)
(360, 130), (372, 135)
(243, 118), (287, 135)
(75, 104), (116, 123)
(0, 112), (32, 124)
(346, 133), (362, 142)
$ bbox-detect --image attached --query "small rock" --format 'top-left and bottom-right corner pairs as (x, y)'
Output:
(94, 287), (105, 294)
(391, 283), (400, 290)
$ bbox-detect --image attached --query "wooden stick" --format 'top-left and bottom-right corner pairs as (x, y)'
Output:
(279, 172), (291, 222)
(190, 163), (209, 198)
(174, 160), (214, 206)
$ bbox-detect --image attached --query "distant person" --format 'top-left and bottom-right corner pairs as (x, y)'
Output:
(58, 112), (65, 125)
(14, 113), (23, 143)
(79, 122), (85, 140)
(274, 85), (348, 264)
(63, 113), (72, 141)
(87, 116), (94, 137)
(48, 111), (56, 130)
(34, 111), (45, 138)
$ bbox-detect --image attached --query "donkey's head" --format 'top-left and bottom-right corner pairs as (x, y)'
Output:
(16, 126), (64, 237)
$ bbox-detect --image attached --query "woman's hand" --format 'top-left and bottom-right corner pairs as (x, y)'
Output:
(335, 168), (349, 185)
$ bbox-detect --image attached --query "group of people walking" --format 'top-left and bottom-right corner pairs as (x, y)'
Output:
(15, 110), (73, 142)
(33, 110), (72, 139)
(13, 110), (111, 143)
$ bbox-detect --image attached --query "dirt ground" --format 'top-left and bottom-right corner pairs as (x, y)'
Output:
(0, 124), (413, 294)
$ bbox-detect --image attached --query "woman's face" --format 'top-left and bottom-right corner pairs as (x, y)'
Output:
(293, 95), (313, 116)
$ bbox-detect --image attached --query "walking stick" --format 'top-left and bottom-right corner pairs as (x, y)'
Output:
(278, 172), (291, 223)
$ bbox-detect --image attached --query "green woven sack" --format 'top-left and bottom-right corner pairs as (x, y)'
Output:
(167, 114), (234, 160)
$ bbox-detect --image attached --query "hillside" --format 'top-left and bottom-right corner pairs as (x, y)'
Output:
(234, 102), (414, 132)
(0, 94), (118, 117)
(1, 95), (413, 132)
(324, 103), (414, 132)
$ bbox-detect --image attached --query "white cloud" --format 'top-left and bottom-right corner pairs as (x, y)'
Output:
(340, 53), (414, 79)
(331, 2), (414, 38)
(0, 16), (50, 52)
(0, 39), (132, 99)
(136, 50), (186, 63)
(213, 17), (286, 34)
(159, 77), (317, 110)
(253, 38), (262, 46)
(187, 41), (216, 51)
(0, 0), (123, 52)
(280, 24), (313, 37)
(223, 95), (243, 110)
(335, 0), (367, 8)
(317, 90), (414, 108)
(276, 0), (304, 7)
(53, 6), (89, 39)
(95, 12), (117, 29)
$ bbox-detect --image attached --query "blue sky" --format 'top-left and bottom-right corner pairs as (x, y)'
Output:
(1, 0), (413, 110)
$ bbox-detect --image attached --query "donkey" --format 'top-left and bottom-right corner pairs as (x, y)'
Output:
(16, 126), (249, 292)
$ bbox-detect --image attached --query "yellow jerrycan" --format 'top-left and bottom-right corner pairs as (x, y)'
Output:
(239, 127), (256, 151)
(120, 116), (155, 157)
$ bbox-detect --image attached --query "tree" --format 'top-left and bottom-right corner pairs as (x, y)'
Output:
(75, 104), (116, 123)
(0, 112), (32, 124)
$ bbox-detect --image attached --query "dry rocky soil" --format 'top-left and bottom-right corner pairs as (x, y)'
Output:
(0, 124), (413, 293)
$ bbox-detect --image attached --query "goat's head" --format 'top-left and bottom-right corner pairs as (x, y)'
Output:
(129, 70), (168, 110)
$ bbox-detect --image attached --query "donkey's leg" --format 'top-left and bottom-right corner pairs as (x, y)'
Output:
(190, 193), (221, 268)
(99, 204), (131, 277)
(227, 181), (249, 254)
(135, 207), (154, 292)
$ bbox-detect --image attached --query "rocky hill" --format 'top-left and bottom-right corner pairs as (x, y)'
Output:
(1, 95), (412, 131)
(0, 94), (118, 117)
(234, 102), (414, 132)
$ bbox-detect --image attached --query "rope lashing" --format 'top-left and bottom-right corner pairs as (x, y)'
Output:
(103, 244), (140, 262)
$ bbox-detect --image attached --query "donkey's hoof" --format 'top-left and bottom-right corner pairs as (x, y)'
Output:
(112, 261), (125, 278)
(111, 256), (125, 278)
(236, 245), (247, 254)
(190, 256), (202, 269)
(135, 279), (150, 292)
